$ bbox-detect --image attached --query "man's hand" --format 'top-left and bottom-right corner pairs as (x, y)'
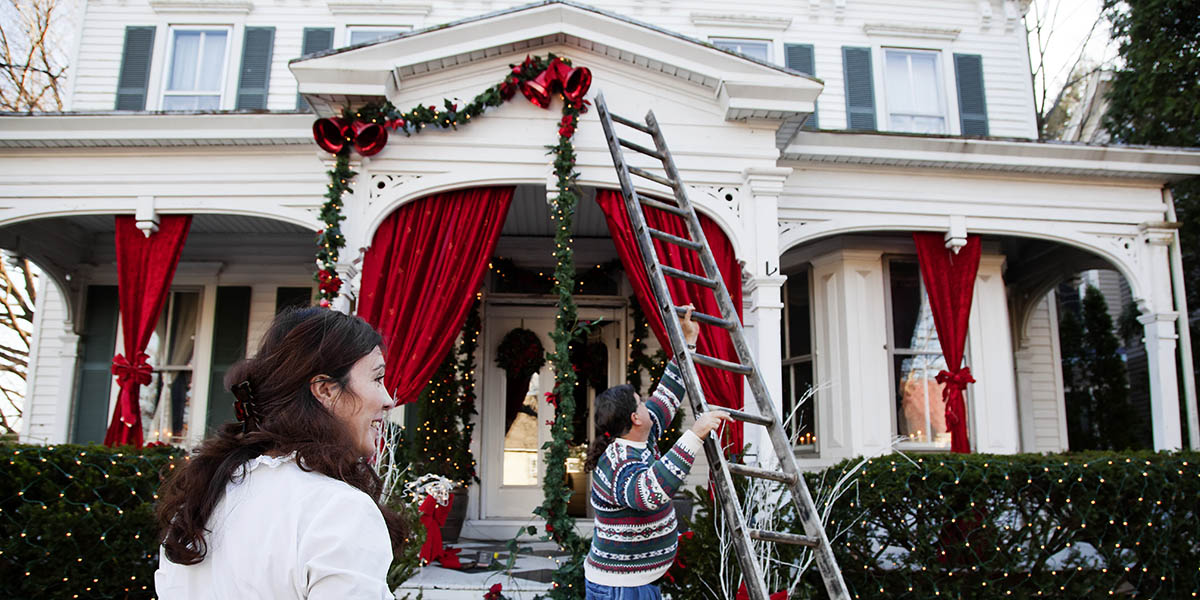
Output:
(680, 304), (699, 346)
(689, 409), (732, 440)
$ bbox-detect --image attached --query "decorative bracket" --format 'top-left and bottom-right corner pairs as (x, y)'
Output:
(135, 196), (159, 237)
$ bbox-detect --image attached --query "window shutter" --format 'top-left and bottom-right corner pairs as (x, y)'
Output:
(115, 26), (156, 110)
(297, 28), (335, 110)
(842, 46), (876, 131)
(72, 286), (120, 443)
(206, 286), (252, 432)
(954, 53), (989, 136)
(236, 27), (275, 110)
(785, 43), (818, 130)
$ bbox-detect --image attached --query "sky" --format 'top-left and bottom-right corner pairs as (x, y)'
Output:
(1026, 0), (1120, 108)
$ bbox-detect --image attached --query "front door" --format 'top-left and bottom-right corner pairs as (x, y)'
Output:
(481, 303), (621, 519)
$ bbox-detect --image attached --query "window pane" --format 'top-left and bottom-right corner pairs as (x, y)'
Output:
(713, 39), (769, 62)
(503, 372), (541, 486)
(168, 31), (201, 91)
(167, 291), (200, 366)
(349, 29), (404, 45)
(890, 261), (921, 348)
(162, 95), (220, 110)
(787, 361), (815, 447)
(909, 52), (940, 109)
(197, 31), (227, 91)
(785, 271), (811, 357)
(885, 51), (914, 113)
(894, 353), (950, 446)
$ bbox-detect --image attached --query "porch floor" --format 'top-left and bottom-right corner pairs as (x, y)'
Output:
(394, 538), (570, 600)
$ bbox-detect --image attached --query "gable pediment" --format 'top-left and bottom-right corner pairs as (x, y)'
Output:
(290, 0), (821, 130)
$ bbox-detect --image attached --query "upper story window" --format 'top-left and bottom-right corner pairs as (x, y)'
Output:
(347, 26), (408, 45)
(883, 49), (946, 134)
(885, 258), (966, 450)
(711, 38), (771, 62)
(163, 27), (231, 110)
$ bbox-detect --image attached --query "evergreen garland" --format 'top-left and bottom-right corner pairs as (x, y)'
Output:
(456, 299), (482, 484)
(315, 149), (353, 305)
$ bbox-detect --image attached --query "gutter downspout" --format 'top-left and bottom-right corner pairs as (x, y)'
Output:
(1165, 186), (1199, 449)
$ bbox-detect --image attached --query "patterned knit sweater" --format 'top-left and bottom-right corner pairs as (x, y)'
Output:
(584, 359), (703, 587)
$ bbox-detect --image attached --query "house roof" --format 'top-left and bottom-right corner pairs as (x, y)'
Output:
(288, 0), (823, 124)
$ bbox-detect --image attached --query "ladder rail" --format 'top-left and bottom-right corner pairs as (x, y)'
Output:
(595, 92), (850, 600)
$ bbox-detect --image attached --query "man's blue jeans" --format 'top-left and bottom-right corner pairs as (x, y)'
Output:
(584, 580), (662, 599)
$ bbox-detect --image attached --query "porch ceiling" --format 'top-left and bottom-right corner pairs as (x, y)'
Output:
(290, 0), (821, 131)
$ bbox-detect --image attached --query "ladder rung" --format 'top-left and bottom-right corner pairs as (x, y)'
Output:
(673, 305), (735, 329)
(691, 352), (754, 375)
(729, 463), (798, 485)
(716, 407), (774, 427)
(618, 137), (664, 160)
(660, 265), (718, 289)
(749, 529), (820, 548)
(628, 166), (677, 189)
(610, 112), (654, 135)
(638, 196), (688, 217)
(648, 227), (702, 251)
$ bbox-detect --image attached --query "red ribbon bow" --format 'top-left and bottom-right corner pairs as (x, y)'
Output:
(111, 352), (153, 387)
(936, 366), (975, 428)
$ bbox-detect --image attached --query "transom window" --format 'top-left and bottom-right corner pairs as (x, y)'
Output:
(885, 259), (963, 449)
(781, 267), (816, 451)
(884, 49), (947, 134)
(711, 38), (771, 62)
(163, 27), (230, 110)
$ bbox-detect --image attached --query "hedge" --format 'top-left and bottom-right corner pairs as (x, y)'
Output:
(0, 444), (183, 600)
(666, 451), (1200, 599)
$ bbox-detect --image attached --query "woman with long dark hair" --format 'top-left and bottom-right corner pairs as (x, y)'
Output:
(583, 305), (731, 599)
(154, 307), (407, 598)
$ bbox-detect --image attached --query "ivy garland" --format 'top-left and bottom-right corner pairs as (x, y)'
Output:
(310, 53), (592, 596)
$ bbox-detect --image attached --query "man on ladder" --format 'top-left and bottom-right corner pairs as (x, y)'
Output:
(582, 305), (732, 599)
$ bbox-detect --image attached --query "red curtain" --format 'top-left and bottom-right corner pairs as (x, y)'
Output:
(596, 189), (745, 453)
(913, 233), (981, 454)
(358, 187), (514, 405)
(105, 215), (192, 447)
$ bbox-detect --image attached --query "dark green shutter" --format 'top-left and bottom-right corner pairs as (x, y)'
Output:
(236, 27), (275, 110)
(275, 286), (313, 313)
(954, 53), (989, 136)
(842, 46), (876, 131)
(206, 287), (252, 432)
(115, 26), (156, 110)
(71, 286), (120, 443)
(297, 28), (335, 110)
(785, 43), (818, 130)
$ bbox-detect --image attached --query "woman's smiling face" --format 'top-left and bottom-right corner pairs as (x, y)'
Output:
(325, 346), (394, 457)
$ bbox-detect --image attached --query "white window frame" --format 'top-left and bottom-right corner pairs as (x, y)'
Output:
(881, 47), (949, 134)
(160, 25), (233, 111)
(882, 256), (973, 451)
(346, 25), (412, 46)
(710, 37), (773, 62)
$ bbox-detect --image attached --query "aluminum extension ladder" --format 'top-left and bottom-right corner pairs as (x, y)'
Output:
(595, 93), (850, 600)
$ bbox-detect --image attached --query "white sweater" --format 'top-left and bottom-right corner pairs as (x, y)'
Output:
(154, 453), (393, 600)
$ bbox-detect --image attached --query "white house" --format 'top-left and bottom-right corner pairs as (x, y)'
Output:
(2, 0), (1198, 540)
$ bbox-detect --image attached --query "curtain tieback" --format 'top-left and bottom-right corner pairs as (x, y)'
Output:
(936, 367), (975, 391)
(937, 367), (975, 428)
(111, 352), (153, 387)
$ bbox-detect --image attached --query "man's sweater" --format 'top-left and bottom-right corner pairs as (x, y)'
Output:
(584, 360), (703, 587)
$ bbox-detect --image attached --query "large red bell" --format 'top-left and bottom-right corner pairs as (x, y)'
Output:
(313, 118), (348, 154)
(563, 67), (592, 103)
(350, 121), (388, 156)
(521, 58), (573, 109)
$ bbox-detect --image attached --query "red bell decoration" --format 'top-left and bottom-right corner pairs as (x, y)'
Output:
(563, 66), (592, 103)
(350, 121), (388, 156)
(521, 58), (573, 109)
(313, 118), (348, 154)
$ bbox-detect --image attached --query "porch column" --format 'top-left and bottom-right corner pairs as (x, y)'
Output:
(741, 167), (790, 467)
(331, 155), (368, 315)
(1138, 224), (1183, 450)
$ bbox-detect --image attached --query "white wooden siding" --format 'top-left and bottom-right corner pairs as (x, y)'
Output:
(1018, 292), (1068, 452)
(70, 0), (1038, 138)
(21, 277), (73, 444)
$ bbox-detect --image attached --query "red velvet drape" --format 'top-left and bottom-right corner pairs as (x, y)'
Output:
(596, 189), (745, 453)
(104, 215), (191, 448)
(913, 233), (981, 454)
(358, 187), (514, 405)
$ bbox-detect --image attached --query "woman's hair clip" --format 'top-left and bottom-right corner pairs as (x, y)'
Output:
(232, 380), (258, 434)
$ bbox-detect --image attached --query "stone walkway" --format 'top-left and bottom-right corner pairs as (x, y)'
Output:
(394, 538), (572, 599)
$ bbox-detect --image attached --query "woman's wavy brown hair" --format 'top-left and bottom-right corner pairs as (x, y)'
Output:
(156, 306), (408, 565)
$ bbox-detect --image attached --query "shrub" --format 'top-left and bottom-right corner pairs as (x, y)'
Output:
(667, 451), (1200, 599)
(0, 443), (183, 600)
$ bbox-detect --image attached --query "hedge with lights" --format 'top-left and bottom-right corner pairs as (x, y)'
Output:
(0, 444), (184, 599)
(666, 451), (1200, 599)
